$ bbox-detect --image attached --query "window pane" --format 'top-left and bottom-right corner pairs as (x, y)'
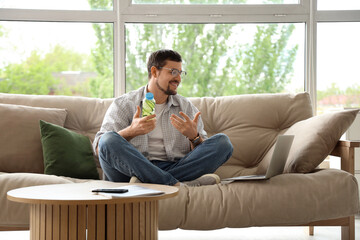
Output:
(317, 22), (360, 114)
(318, 0), (360, 11)
(125, 23), (304, 97)
(0, 22), (114, 98)
(0, 0), (113, 10)
(133, 0), (298, 4)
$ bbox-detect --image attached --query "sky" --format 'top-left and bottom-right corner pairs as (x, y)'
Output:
(317, 22), (360, 91)
(318, 0), (360, 10)
(0, 0), (98, 67)
(0, 22), (97, 66)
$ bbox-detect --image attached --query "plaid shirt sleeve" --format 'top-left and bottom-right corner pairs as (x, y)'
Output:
(92, 87), (144, 154)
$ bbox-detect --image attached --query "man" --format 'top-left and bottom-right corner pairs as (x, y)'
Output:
(93, 49), (233, 186)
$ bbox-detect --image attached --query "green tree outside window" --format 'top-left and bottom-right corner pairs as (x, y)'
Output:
(1, 0), (299, 99)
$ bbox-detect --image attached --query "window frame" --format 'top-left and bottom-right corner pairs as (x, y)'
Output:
(1, 0), (360, 113)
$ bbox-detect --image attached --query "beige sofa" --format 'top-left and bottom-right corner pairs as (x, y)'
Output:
(0, 92), (359, 239)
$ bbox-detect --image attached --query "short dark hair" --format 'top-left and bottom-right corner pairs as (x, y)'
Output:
(147, 49), (182, 79)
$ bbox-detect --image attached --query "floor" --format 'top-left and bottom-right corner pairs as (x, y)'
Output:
(0, 217), (359, 240)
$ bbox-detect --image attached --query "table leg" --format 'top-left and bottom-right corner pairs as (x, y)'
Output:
(30, 204), (87, 240)
(29, 200), (159, 240)
(105, 200), (159, 240)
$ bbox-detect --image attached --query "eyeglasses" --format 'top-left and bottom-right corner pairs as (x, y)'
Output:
(158, 67), (187, 78)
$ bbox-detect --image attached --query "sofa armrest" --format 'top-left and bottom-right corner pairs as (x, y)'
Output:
(330, 140), (360, 175)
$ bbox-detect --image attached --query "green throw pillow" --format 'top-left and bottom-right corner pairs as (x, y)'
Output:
(40, 120), (99, 179)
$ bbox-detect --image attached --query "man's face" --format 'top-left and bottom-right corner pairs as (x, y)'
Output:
(155, 60), (182, 96)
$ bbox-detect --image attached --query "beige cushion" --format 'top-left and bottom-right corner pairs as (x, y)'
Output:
(0, 104), (67, 173)
(0, 93), (113, 143)
(2, 170), (358, 229)
(283, 109), (359, 173)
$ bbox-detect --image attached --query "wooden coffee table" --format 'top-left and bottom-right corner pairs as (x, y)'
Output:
(7, 182), (178, 240)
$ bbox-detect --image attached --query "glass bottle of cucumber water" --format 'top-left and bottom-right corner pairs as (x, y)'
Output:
(142, 92), (156, 117)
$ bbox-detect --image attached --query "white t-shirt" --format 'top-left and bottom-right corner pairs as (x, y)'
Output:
(148, 103), (168, 161)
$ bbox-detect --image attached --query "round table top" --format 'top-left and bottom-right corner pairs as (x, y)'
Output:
(7, 182), (179, 205)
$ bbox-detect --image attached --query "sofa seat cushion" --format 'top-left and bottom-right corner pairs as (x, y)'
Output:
(0, 172), (85, 228)
(1, 170), (358, 230)
(0, 104), (67, 173)
(158, 169), (360, 230)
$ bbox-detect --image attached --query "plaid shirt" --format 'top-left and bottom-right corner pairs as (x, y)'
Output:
(93, 86), (207, 162)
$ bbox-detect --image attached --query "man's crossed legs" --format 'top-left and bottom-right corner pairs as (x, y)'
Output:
(98, 131), (233, 186)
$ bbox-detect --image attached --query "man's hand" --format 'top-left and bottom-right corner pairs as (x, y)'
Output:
(118, 106), (156, 141)
(170, 111), (201, 140)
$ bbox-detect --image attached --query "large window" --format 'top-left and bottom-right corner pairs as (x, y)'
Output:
(126, 23), (304, 96)
(0, 0), (360, 115)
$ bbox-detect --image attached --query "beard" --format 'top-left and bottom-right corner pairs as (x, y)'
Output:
(155, 79), (178, 95)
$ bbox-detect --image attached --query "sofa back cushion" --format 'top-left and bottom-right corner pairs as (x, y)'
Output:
(0, 103), (67, 173)
(0, 92), (313, 178)
(189, 92), (313, 178)
(0, 93), (113, 172)
(0, 93), (113, 142)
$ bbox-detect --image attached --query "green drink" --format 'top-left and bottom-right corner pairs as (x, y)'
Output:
(142, 92), (156, 117)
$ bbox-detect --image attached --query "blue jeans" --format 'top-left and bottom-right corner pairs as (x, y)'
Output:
(98, 131), (233, 185)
